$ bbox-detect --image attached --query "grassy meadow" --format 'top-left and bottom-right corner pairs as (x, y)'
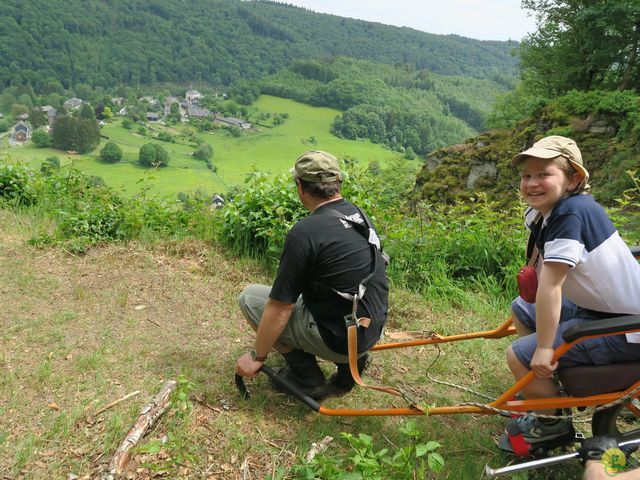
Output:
(0, 96), (407, 199)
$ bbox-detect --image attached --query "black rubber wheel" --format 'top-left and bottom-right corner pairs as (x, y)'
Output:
(592, 404), (640, 441)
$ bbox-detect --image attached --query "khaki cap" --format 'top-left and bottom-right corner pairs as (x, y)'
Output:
(292, 150), (342, 183)
(511, 135), (589, 182)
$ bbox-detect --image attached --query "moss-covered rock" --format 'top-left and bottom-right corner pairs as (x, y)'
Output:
(412, 99), (639, 208)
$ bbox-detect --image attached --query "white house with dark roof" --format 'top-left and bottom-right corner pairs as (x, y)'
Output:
(11, 121), (31, 143)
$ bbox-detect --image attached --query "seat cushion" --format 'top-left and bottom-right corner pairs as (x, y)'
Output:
(559, 361), (640, 397)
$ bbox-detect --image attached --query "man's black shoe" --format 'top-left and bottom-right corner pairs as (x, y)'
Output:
(269, 364), (327, 399)
(323, 353), (371, 398)
(269, 351), (327, 399)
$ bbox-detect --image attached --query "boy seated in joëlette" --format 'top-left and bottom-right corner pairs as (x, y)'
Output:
(500, 135), (640, 449)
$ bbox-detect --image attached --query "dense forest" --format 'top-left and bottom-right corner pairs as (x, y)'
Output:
(0, 0), (518, 91)
(261, 57), (509, 153)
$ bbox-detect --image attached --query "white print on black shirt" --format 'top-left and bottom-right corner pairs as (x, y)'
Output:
(338, 213), (364, 229)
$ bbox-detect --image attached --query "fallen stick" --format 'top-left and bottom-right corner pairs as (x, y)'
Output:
(304, 436), (333, 463)
(94, 391), (141, 416)
(145, 318), (161, 327)
(241, 457), (249, 480)
(102, 380), (177, 480)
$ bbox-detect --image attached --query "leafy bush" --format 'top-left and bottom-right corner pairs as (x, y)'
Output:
(31, 128), (51, 148)
(193, 143), (213, 161)
(285, 421), (444, 480)
(99, 141), (123, 163)
(157, 131), (176, 143)
(0, 163), (214, 253)
(386, 197), (524, 303)
(40, 156), (61, 174)
(139, 143), (169, 167)
(0, 162), (38, 205)
(220, 172), (305, 265)
(557, 90), (640, 116)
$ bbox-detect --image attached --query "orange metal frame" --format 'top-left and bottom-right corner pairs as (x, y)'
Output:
(314, 317), (640, 417)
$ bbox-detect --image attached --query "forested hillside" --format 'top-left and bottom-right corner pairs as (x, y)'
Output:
(261, 57), (508, 153)
(0, 0), (517, 91)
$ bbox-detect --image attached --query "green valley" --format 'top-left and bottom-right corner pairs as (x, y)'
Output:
(1, 96), (407, 198)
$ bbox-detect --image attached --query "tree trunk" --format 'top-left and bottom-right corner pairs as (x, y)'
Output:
(619, 16), (640, 91)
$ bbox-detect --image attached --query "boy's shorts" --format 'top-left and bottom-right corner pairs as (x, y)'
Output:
(238, 284), (364, 363)
(511, 296), (640, 369)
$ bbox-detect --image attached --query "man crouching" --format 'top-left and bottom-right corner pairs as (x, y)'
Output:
(235, 150), (389, 399)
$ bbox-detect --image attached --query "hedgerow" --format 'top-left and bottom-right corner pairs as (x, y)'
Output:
(0, 161), (216, 253)
(4, 157), (635, 306)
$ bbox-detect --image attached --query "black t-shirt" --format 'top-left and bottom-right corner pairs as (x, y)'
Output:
(269, 198), (389, 354)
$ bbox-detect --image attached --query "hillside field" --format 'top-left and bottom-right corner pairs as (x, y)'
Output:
(0, 96), (408, 199)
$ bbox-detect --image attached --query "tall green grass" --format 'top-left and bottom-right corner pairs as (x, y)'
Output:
(0, 159), (217, 253)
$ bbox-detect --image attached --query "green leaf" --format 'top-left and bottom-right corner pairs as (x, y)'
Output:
(427, 452), (445, 472)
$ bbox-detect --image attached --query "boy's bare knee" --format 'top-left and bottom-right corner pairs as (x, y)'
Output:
(511, 307), (534, 337)
(506, 345), (528, 376)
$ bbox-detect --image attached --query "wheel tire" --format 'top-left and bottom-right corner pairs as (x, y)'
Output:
(592, 405), (640, 441)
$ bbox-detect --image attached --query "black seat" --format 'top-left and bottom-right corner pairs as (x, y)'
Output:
(559, 314), (640, 397)
(559, 362), (640, 397)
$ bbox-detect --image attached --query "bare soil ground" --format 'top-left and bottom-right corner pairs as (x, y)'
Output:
(0, 210), (587, 479)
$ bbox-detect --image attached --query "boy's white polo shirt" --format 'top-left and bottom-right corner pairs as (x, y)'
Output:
(526, 195), (640, 343)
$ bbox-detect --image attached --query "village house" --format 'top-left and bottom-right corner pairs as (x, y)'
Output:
(138, 96), (160, 109)
(39, 105), (57, 127)
(214, 115), (252, 129)
(146, 112), (159, 122)
(111, 97), (125, 106)
(185, 89), (204, 104)
(211, 194), (225, 208)
(63, 97), (85, 110)
(163, 96), (185, 121)
(16, 113), (29, 121)
(187, 105), (210, 120)
(12, 121), (31, 143)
